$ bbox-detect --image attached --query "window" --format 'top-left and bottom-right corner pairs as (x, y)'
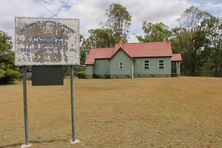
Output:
(159, 60), (164, 69)
(119, 62), (123, 69)
(144, 60), (149, 69)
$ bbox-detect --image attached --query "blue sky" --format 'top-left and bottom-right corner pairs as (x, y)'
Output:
(0, 0), (221, 43)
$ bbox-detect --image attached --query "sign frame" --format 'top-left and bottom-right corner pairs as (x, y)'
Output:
(15, 17), (80, 147)
(15, 17), (80, 66)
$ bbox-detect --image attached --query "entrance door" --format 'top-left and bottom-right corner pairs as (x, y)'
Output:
(171, 62), (177, 76)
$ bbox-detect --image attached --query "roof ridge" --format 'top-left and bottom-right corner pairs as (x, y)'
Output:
(118, 41), (171, 45)
(90, 47), (114, 50)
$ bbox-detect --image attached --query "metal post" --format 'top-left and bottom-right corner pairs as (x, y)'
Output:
(21, 67), (31, 148)
(70, 66), (80, 144)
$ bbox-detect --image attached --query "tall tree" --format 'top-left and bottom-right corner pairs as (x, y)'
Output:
(86, 28), (115, 48)
(172, 6), (212, 75)
(201, 17), (222, 76)
(106, 3), (132, 43)
(137, 22), (171, 42)
(171, 28), (193, 74)
(0, 31), (19, 84)
(179, 6), (211, 32)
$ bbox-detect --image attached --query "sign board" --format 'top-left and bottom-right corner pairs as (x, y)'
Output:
(16, 17), (80, 147)
(15, 17), (80, 66)
(32, 66), (64, 86)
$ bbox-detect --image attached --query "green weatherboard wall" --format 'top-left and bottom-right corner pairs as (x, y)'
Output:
(110, 50), (133, 78)
(86, 65), (93, 78)
(86, 49), (180, 78)
(134, 57), (171, 77)
(93, 59), (109, 78)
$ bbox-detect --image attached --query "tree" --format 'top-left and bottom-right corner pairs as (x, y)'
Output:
(86, 28), (115, 48)
(79, 28), (115, 65)
(0, 31), (19, 84)
(106, 3), (132, 43)
(179, 6), (211, 32)
(171, 28), (192, 74)
(201, 17), (222, 76)
(172, 6), (212, 75)
(79, 34), (88, 65)
(137, 22), (171, 42)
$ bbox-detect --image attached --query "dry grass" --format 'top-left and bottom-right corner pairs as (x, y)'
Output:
(0, 77), (222, 147)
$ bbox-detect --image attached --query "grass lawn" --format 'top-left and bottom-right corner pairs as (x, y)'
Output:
(0, 77), (222, 147)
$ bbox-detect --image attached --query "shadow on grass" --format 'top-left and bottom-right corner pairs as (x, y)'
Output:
(0, 139), (68, 148)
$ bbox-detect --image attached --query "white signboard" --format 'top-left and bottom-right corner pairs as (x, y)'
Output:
(15, 17), (80, 66)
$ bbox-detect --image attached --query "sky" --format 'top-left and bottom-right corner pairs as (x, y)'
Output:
(0, 0), (222, 43)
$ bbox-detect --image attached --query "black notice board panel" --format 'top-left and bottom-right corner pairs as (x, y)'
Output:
(32, 66), (64, 86)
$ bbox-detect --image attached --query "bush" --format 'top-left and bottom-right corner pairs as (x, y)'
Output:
(64, 65), (86, 77)
(77, 70), (86, 79)
(0, 68), (20, 84)
(0, 31), (20, 84)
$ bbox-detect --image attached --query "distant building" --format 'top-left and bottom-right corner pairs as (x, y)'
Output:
(85, 41), (182, 78)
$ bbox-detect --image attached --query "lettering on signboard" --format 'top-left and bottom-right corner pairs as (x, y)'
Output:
(15, 17), (80, 65)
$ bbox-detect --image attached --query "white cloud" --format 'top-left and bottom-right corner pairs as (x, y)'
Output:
(50, 0), (192, 42)
(206, 2), (222, 9)
(0, 0), (221, 43)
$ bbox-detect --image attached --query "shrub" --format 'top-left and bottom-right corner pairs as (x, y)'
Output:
(0, 31), (20, 84)
(77, 70), (86, 79)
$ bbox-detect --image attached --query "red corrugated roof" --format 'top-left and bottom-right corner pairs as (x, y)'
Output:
(85, 42), (181, 65)
(112, 42), (172, 57)
(85, 47), (113, 65)
(171, 54), (182, 61)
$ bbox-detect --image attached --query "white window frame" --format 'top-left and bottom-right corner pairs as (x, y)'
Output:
(119, 62), (123, 69)
(159, 60), (164, 69)
(144, 60), (149, 69)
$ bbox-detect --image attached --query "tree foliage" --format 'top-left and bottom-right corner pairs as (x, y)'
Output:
(201, 17), (222, 76)
(80, 3), (131, 65)
(171, 28), (193, 74)
(106, 3), (132, 43)
(179, 6), (211, 32)
(86, 28), (115, 48)
(0, 31), (19, 84)
(80, 28), (115, 65)
(80, 5), (222, 77)
(137, 22), (171, 42)
(136, 6), (221, 76)
(79, 34), (88, 65)
(170, 6), (222, 76)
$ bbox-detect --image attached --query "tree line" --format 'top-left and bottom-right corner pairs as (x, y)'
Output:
(0, 3), (221, 84)
(81, 4), (222, 77)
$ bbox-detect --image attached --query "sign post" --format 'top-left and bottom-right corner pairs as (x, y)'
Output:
(70, 66), (80, 144)
(21, 67), (31, 148)
(15, 17), (80, 147)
